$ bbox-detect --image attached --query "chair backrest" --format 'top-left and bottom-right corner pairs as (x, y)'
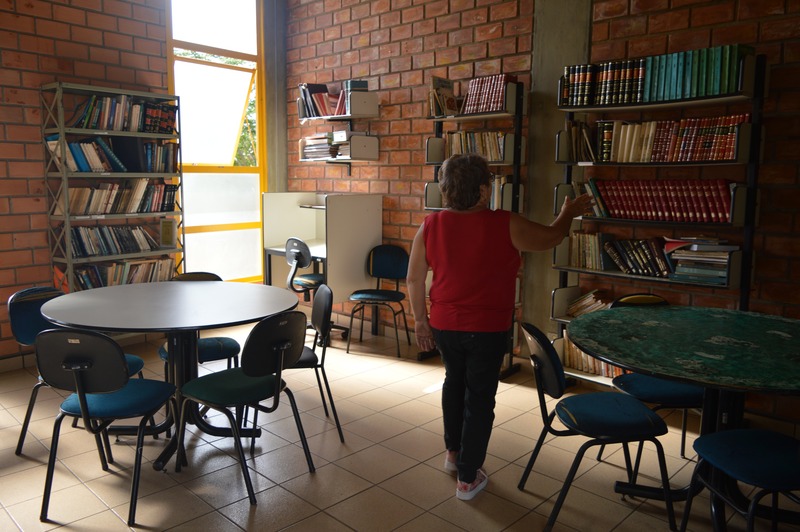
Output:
(611, 293), (668, 308)
(520, 322), (567, 402)
(8, 287), (65, 346)
(285, 237), (314, 294)
(35, 329), (130, 394)
(367, 245), (409, 286)
(240, 310), (307, 378)
(310, 284), (333, 339)
(173, 271), (222, 282)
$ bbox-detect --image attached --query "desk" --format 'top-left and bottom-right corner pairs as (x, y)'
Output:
(262, 192), (382, 304)
(567, 306), (800, 528)
(41, 281), (298, 470)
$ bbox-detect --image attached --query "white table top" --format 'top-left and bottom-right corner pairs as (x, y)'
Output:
(41, 281), (299, 333)
(265, 238), (327, 259)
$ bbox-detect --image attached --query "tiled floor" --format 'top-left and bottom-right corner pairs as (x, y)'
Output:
(0, 319), (796, 531)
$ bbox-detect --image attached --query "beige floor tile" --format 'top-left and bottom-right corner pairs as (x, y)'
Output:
(304, 426), (372, 462)
(430, 488), (529, 531)
(379, 463), (454, 510)
(335, 444), (418, 484)
(382, 398), (442, 426)
(281, 462), (371, 509)
(393, 511), (465, 531)
(250, 443), (324, 484)
(220, 485), (319, 531)
(326, 485), (424, 531)
(115, 484), (214, 529)
(342, 411), (415, 443)
(279, 510), (354, 531)
(167, 510), (245, 532)
(380, 426), (442, 463)
(181, 462), (275, 507)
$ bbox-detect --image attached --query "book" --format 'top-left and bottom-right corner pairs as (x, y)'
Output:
(94, 136), (128, 172)
(431, 76), (459, 116)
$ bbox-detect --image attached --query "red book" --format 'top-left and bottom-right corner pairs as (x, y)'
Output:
(701, 180), (721, 223)
(715, 179), (733, 222)
(690, 180), (711, 223)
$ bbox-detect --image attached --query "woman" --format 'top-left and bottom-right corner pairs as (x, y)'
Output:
(407, 153), (591, 500)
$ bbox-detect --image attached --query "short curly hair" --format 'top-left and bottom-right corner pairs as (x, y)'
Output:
(438, 154), (492, 210)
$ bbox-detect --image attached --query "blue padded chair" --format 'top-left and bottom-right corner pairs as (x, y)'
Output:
(176, 311), (315, 505)
(157, 272), (241, 379)
(346, 244), (411, 357)
(517, 322), (676, 532)
(680, 429), (800, 532)
(290, 284), (344, 442)
(8, 286), (147, 456)
(35, 329), (176, 527)
(596, 293), (704, 475)
(286, 237), (324, 302)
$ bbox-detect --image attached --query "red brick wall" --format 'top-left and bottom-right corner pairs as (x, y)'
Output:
(0, 1), (168, 359)
(585, 0), (800, 423)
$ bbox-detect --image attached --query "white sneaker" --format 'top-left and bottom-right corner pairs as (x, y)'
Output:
(444, 452), (458, 473)
(456, 469), (488, 501)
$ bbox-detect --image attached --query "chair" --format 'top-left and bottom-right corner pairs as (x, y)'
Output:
(35, 329), (176, 526)
(285, 237), (324, 302)
(176, 310), (315, 505)
(680, 429), (800, 532)
(8, 286), (147, 456)
(290, 284), (344, 442)
(285, 237), (348, 339)
(346, 244), (411, 357)
(516, 322), (676, 531)
(596, 293), (704, 473)
(157, 272), (241, 379)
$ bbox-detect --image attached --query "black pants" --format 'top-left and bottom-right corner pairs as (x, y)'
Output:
(433, 328), (507, 483)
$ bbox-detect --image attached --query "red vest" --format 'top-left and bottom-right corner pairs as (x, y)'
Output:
(424, 209), (520, 332)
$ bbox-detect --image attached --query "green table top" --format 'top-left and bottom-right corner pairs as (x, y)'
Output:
(567, 306), (800, 394)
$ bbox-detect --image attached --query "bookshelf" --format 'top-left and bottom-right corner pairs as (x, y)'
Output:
(550, 48), (766, 386)
(41, 82), (184, 292)
(297, 83), (379, 168)
(424, 78), (526, 213)
(423, 76), (527, 377)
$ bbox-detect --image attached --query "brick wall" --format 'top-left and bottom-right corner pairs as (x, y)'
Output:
(285, 0), (534, 327)
(0, 1), (168, 360)
(584, 0), (800, 424)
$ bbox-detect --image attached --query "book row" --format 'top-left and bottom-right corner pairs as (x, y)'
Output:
(579, 177), (733, 223)
(560, 44), (755, 107)
(442, 131), (514, 162)
(71, 94), (177, 134)
(562, 332), (625, 378)
(69, 224), (161, 258)
(47, 135), (178, 174)
(53, 180), (178, 217)
(297, 79), (368, 118)
(461, 74), (517, 115)
(568, 233), (736, 285)
(594, 114), (749, 163)
(67, 257), (175, 291)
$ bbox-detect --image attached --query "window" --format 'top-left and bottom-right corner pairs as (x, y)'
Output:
(168, 0), (265, 281)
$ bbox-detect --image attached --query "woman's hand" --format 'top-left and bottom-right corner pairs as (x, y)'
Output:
(415, 319), (436, 352)
(562, 193), (593, 218)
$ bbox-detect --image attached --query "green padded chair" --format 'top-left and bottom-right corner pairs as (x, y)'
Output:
(176, 310), (315, 505)
(346, 244), (411, 357)
(680, 429), (800, 531)
(9, 286), (147, 456)
(517, 322), (676, 532)
(157, 272), (241, 381)
(35, 329), (176, 527)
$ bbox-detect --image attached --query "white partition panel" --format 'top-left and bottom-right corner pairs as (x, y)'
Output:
(325, 194), (383, 303)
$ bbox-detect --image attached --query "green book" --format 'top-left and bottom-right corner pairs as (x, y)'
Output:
(729, 44), (756, 93)
(690, 49), (700, 97)
(656, 53), (667, 102)
(663, 53), (673, 101)
(643, 55), (653, 102)
(706, 46), (717, 96)
(683, 50), (693, 99)
(698, 48), (708, 97)
(720, 45), (731, 94)
(674, 51), (685, 100)
(710, 45), (722, 95)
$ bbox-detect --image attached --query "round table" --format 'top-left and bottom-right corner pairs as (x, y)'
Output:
(41, 281), (299, 469)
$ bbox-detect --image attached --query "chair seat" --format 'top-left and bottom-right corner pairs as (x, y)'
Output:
(694, 429), (800, 491)
(60, 378), (175, 419)
(293, 346), (320, 368)
(293, 273), (324, 289)
(349, 289), (405, 304)
(158, 337), (240, 363)
(613, 373), (704, 407)
(181, 368), (283, 407)
(556, 392), (668, 440)
(125, 354), (145, 375)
